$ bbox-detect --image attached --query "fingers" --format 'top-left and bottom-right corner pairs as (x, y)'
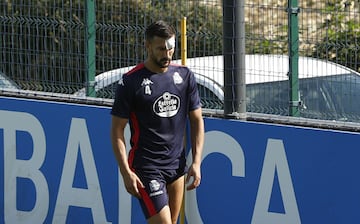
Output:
(127, 180), (144, 198)
(186, 175), (201, 190)
(126, 187), (139, 198)
(136, 176), (145, 189)
(186, 167), (201, 191)
(185, 171), (192, 183)
(124, 173), (144, 198)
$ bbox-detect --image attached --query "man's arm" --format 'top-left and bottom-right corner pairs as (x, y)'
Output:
(186, 107), (205, 190)
(111, 115), (144, 197)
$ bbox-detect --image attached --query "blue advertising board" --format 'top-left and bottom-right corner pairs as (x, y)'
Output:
(1, 96), (360, 223)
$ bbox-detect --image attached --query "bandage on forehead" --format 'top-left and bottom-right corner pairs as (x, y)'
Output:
(165, 37), (175, 50)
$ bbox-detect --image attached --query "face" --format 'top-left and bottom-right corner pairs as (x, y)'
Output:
(146, 35), (175, 69)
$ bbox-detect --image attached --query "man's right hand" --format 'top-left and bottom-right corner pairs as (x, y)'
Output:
(123, 171), (145, 198)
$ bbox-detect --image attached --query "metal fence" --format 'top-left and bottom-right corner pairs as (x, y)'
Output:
(1, 0), (360, 127)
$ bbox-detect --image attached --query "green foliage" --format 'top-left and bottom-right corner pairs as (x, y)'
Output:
(94, 0), (223, 69)
(311, 1), (360, 72)
(1, 0), (359, 94)
(1, 0), (224, 92)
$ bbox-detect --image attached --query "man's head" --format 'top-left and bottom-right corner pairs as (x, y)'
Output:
(145, 20), (176, 70)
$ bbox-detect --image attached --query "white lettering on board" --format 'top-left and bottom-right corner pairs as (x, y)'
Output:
(53, 118), (110, 224)
(0, 108), (302, 223)
(1, 110), (49, 224)
(185, 130), (245, 224)
(251, 138), (301, 224)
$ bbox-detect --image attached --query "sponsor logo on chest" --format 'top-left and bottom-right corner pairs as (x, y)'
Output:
(153, 92), (180, 117)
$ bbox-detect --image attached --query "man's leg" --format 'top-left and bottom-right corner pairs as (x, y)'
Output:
(147, 206), (172, 224)
(167, 175), (185, 224)
(136, 169), (172, 224)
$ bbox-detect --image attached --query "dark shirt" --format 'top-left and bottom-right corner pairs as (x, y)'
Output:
(111, 63), (201, 170)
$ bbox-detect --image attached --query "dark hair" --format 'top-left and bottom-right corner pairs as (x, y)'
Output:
(145, 20), (176, 41)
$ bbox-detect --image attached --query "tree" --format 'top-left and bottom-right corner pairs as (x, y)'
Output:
(311, 1), (360, 72)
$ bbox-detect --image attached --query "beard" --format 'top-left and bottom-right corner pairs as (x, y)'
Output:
(154, 57), (171, 68)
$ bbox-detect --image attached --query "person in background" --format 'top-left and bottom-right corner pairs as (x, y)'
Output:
(110, 20), (204, 224)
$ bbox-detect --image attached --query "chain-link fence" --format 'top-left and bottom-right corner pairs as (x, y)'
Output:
(1, 0), (360, 126)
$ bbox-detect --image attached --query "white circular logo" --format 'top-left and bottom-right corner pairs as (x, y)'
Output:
(153, 92), (180, 117)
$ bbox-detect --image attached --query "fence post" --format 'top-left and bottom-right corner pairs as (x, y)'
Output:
(180, 17), (187, 224)
(223, 0), (246, 119)
(288, 0), (300, 116)
(181, 17), (187, 66)
(86, 0), (96, 97)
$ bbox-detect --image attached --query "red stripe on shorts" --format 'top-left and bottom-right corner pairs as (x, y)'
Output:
(139, 186), (157, 217)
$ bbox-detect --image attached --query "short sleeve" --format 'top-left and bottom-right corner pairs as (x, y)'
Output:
(188, 70), (202, 111)
(111, 75), (133, 118)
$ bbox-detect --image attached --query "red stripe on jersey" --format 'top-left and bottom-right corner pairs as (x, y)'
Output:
(125, 63), (145, 76)
(139, 185), (157, 217)
(128, 112), (140, 169)
(128, 112), (157, 217)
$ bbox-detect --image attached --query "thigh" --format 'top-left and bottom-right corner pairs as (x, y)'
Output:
(147, 206), (172, 224)
(167, 175), (185, 223)
(136, 170), (170, 220)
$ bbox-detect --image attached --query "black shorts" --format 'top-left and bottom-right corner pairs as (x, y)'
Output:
(134, 167), (187, 219)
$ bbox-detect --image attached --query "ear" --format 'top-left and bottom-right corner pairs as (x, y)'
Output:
(145, 40), (151, 50)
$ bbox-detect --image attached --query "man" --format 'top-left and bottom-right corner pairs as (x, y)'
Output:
(110, 20), (204, 224)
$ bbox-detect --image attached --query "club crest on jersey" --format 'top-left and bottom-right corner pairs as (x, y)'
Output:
(173, 72), (183, 84)
(118, 76), (124, 86)
(153, 92), (180, 117)
(141, 78), (153, 95)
